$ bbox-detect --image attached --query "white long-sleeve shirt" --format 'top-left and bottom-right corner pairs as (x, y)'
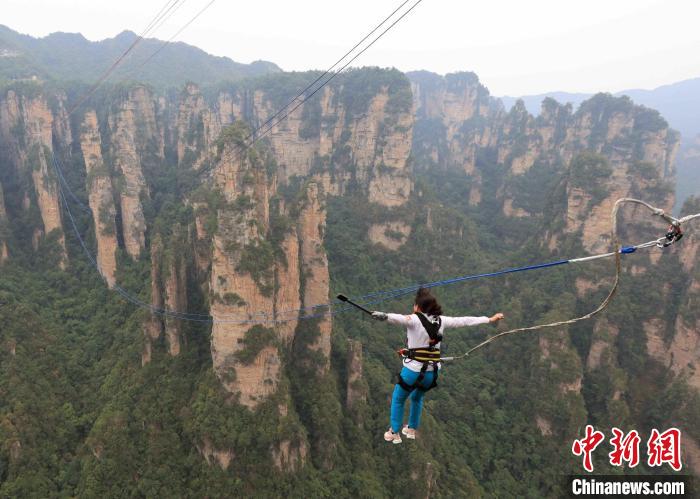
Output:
(387, 313), (490, 372)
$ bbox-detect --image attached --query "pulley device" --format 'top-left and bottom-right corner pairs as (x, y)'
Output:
(661, 223), (683, 247)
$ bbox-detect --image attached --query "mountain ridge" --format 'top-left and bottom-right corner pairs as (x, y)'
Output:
(499, 76), (700, 139)
(0, 25), (282, 88)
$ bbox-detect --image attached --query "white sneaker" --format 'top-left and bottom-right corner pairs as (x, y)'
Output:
(384, 429), (402, 444)
(401, 426), (416, 440)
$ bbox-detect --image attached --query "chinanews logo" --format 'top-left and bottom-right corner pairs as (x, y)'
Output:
(571, 425), (682, 472)
(568, 427), (693, 497)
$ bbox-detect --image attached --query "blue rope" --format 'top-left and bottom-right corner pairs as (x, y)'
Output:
(50, 149), (635, 325)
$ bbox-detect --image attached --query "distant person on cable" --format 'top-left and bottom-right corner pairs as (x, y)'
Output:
(372, 288), (504, 444)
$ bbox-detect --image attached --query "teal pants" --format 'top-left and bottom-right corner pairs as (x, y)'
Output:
(390, 366), (436, 433)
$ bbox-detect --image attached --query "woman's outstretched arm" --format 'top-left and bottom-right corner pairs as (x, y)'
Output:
(442, 313), (504, 329)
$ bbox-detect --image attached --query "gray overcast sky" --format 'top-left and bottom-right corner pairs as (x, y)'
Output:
(4, 0), (700, 96)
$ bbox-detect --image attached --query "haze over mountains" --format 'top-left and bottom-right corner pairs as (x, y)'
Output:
(2, 25), (697, 136)
(0, 25), (281, 87)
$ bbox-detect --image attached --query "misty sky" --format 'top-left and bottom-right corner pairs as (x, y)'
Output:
(4, 0), (700, 96)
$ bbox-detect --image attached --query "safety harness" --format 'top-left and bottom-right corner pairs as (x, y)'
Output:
(396, 313), (443, 393)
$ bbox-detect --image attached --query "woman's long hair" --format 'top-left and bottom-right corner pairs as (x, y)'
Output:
(415, 288), (443, 316)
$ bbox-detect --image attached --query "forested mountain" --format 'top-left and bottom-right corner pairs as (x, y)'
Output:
(0, 62), (698, 497)
(500, 77), (700, 214)
(500, 77), (700, 138)
(0, 25), (280, 88)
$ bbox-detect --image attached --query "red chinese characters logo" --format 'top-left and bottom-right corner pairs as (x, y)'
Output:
(572, 425), (605, 472)
(608, 427), (640, 468)
(647, 427), (682, 471)
(572, 426), (683, 472)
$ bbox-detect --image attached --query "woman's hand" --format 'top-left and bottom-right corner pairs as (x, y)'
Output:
(372, 311), (388, 321)
(489, 312), (504, 323)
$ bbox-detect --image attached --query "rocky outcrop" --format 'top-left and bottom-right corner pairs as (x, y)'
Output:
(672, 200), (700, 391)
(174, 75), (415, 208)
(298, 181), (331, 369)
(176, 83), (223, 169)
(197, 437), (234, 471)
(355, 91), (413, 206)
(646, 315), (700, 391)
(143, 236), (164, 366)
(535, 415), (552, 436)
(523, 96), (678, 252)
(206, 121), (339, 405)
(646, 217), (700, 392)
(410, 71), (493, 142)
(669, 317), (699, 390)
(79, 111), (117, 287)
(409, 74), (679, 252)
(275, 230), (301, 344)
(52, 94), (73, 146)
(251, 90), (316, 182)
(107, 86), (159, 259)
(252, 82), (414, 206)
(368, 221), (411, 250)
(346, 339), (367, 412)
(142, 231), (188, 361)
(586, 319), (620, 371)
(539, 332), (583, 395)
(209, 136), (282, 407)
(191, 200), (213, 276)
(272, 439), (308, 473)
(136, 86), (164, 157)
(0, 182), (8, 263)
(0, 89), (67, 266)
(409, 70), (500, 202)
(163, 228), (188, 357)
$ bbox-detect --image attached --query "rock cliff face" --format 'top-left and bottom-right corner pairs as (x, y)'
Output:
(409, 74), (679, 252)
(274, 229), (301, 344)
(174, 77), (414, 207)
(298, 181), (332, 368)
(646, 203), (700, 392)
(0, 182), (8, 263)
(197, 438), (234, 471)
(208, 135), (282, 407)
(107, 86), (160, 260)
(142, 231), (188, 362)
(203, 132), (344, 406)
(143, 235), (165, 366)
(0, 89), (67, 266)
(79, 111), (118, 287)
(163, 227), (188, 357)
(177, 83), (224, 169)
(187, 72), (415, 405)
(345, 339), (367, 413)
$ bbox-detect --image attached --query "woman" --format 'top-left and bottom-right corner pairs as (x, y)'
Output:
(372, 288), (504, 444)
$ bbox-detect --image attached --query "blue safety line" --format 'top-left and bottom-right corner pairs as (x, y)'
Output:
(51, 150), (637, 325)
